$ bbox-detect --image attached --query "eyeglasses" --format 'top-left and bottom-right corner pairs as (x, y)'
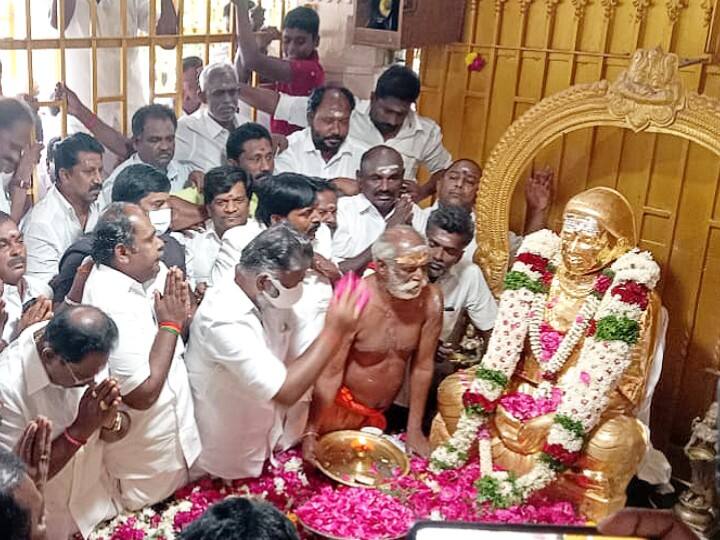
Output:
(61, 360), (95, 387)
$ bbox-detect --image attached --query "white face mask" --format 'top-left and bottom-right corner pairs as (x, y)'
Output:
(261, 275), (304, 309)
(149, 208), (172, 235)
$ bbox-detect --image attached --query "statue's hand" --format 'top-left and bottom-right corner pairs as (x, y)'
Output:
(495, 406), (553, 454)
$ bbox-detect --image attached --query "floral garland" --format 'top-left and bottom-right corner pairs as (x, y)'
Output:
(430, 230), (660, 509)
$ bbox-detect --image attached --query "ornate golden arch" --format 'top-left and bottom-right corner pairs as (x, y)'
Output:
(475, 47), (720, 295)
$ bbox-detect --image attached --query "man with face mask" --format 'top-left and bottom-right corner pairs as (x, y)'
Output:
(82, 203), (200, 511)
(0, 98), (39, 225)
(0, 306), (122, 539)
(331, 145), (426, 274)
(51, 164), (187, 305)
(22, 133), (104, 284)
(99, 105), (198, 210)
(185, 223), (367, 480)
(303, 226), (442, 463)
(275, 85), (363, 181)
(175, 63), (253, 173)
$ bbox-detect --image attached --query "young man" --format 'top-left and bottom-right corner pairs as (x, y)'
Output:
(22, 133), (104, 283)
(0, 306), (121, 539)
(226, 122), (275, 184)
(100, 105), (197, 210)
(275, 86), (363, 181)
(185, 224), (365, 480)
(233, 0), (324, 136)
(311, 179), (338, 234)
(0, 97), (41, 224)
(174, 166), (252, 288)
(83, 204), (200, 510)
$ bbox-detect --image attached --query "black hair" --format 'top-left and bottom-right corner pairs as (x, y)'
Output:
(91, 203), (137, 267)
(112, 164), (171, 203)
(44, 305), (119, 364)
(54, 133), (104, 178)
(0, 97), (33, 131)
(226, 123), (272, 161)
(308, 177), (337, 195)
(255, 173), (317, 227)
(46, 136), (62, 162)
(307, 85), (356, 116)
(283, 6), (320, 39)
(204, 166), (253, 205)
(427, 205), (475, 246)
(131, 104), (177, 138)
(0, 449), (30, 540)
(240, 222), (313, 275)
(182, 56), (203, 73)
(375, 64), (421, 103)
(0, 210), (13, 226)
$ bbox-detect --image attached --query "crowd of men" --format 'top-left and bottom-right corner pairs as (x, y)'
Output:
(0, 2), (565, 539)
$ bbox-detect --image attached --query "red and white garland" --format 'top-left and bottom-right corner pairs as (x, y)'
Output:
(430, 230), (660, 509)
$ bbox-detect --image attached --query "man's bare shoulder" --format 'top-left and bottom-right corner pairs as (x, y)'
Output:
(422, 283), (443, 320)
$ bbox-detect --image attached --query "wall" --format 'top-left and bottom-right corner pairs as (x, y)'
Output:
(418, 0), (720, 476)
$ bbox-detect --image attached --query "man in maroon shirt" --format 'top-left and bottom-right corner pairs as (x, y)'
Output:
(233, 0), (324, 136)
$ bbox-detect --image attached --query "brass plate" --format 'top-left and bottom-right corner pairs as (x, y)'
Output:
(315, 430), (410, 488)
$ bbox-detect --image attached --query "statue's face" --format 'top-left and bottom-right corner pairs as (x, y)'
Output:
(380, 247), (430, 300)
(560, 212), (615, 275)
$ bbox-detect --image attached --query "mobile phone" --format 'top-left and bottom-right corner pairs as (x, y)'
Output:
(408, 522), (645, 540)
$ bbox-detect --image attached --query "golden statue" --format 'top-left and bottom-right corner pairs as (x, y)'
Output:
(430, 187), (662, 522)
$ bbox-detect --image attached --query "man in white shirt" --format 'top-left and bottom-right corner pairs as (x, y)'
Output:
(0, 213), (53, 350)
(246, 65), (453, 188)
(22, 133), (104, 284)
(332, 145), (426, 273)
(174, 166), (253, 288)
(185, 223), (366, 479)
(50, 0), (178, 133)
(226, 122), (275, 184)
(0, 306), (122, 539)
(175, 64), (253, 172)
(100, 105), (197, 209)
(414, 159), (553, 264)
(275, 86), (363, 180)
(82, 203), (200, 510)
(0, 98), (38, 224)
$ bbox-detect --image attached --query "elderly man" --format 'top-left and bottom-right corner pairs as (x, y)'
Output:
(22, 133), (104, 283)
(304, 226), (442, 460)
(185, 223), (366, 480)
(175, 63), (252, 172)
(0, 213), (53, 350)
(0, 306), (121, 539)
(331, 145), (425, 273)
(0, 97), (39, 224)
(82, 203), (200, 510)
(275, 86), (363, 180)
(100, 104), (198, 207)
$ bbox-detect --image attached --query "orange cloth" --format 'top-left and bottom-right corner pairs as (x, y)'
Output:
(335, 385), (387, 431)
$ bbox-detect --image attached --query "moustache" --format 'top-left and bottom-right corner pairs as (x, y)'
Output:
(8, 256), (24, 268)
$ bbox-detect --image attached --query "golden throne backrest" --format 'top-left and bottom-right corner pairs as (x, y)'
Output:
(473, 46), (720, 296)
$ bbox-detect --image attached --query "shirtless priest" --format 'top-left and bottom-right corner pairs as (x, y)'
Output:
(303, 226), (442, 460)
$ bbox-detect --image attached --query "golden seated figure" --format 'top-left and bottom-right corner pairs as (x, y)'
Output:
(430, 187), (661, 522)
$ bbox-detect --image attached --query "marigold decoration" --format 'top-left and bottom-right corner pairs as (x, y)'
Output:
(429, 230), (660, 510)
(465, 52), (487, 72)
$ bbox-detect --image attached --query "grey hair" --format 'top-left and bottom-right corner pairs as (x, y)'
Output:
(199, 62), (237, 93)
(371, 225), (425, 262)
(239, 223), (314, 275)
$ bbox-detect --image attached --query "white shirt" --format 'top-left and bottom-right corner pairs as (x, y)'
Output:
(64, 0), (149, 131)
(100, 153), (195, 209)
(0, 172), (13, 214)
(0, 322), (116, 539)
(274, 128), (363, 179)
(1, 276), (53, 343)
(210, 220), (264, 285)
(331, 194), (427, 261)
(185, 280), (293, 479)
(175, 106), (252, 172)
(21, 186), (100, 283)
(172, 220), (223, 287)
(438, 260), (498, 340)
(82, 263), (201, 491)
(275, 94), (453, 180)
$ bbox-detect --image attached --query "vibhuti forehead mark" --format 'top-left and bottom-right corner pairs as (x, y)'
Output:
(375, 164), (402, 175)
(563, 214), (600, 234)
(395, 245), (430, 266)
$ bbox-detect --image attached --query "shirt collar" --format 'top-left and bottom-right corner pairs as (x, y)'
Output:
(300, 129), (354, 161)
(23, 322), (52, 395)
(355, 99), (424, 137)
(95, 263), (148, 295)
(50, 185), (98, 222)
(129, 153), (180, 181)
(197, 108), (231, 140)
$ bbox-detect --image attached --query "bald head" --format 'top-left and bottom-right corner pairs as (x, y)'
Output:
(438, 158), (482, 211)
(44, 305), (119, 364)
(372, 225), (429, 300)
(358, 145), (405, 216)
